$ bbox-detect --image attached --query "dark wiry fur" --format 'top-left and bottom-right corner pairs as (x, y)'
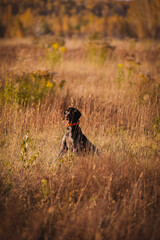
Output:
(59, 107), (98, 156)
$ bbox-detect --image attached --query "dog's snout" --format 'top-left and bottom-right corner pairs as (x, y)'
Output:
(66, 112), (70, 117)
(65, 112), (71, 121)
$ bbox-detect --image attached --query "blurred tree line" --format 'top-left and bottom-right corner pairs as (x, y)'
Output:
(0, 0), (160, 39)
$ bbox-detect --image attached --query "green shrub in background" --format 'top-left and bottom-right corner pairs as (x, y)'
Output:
(0, 70), (66, 107)
(46, 42), (66, 69)
(153, 117), (160, 137)
(126, 56), (140, 85)
(115, 63), (125, 88)
(86, 36), (115, 66)
(115, 58), (140, 88)
(138, 73), (160, 105)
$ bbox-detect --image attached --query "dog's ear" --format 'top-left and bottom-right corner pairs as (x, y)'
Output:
(74, 108), (81, 119)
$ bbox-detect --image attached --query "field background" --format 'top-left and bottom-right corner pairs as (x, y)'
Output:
(1, 1), (160, 240)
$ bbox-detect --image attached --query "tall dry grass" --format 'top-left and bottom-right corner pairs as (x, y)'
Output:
(0, 37), (160, 240)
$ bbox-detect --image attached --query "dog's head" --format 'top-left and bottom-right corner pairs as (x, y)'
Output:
(64, 107), (81, 124)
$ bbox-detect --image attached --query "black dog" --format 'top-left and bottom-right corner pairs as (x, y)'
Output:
(59, 107), (98, 156)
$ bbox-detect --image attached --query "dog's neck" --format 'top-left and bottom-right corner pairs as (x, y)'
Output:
(66, 121), (80, 127)
(66, 123), (81, 136)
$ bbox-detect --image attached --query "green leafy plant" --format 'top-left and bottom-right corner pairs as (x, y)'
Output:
(138, 73), (160, 104)
(41, 178), (49, 198)
(19, 131), (40, 169)
(115, 58), (140, 88)
(46, 42), (66, 68)
(153, 117), (160, 137)
(126, 57), (140, 85)
(115, 63), (125, 88)
(0, 70), (66, 107)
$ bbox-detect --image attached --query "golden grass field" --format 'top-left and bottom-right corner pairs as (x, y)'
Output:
(0, 36), (160, 240)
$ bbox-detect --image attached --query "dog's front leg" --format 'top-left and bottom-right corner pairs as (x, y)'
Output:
(58, 135), (68, 158)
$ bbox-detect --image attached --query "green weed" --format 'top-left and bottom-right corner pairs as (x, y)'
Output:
(46, 42), (66, 69)
(115, 58), (140, 88)
(138, 73), (160, 104)
(19, 131), (40, 169)
(41, 178), (49, 198)
(86, 38), (115, 66)
(0, 70), (66, 107)
(153, 117), (160, 137)
(126, 56), (140, 85)
(115, 63), (125, 88)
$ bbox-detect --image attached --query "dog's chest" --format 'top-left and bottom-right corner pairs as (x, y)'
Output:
(65, 128), (82, 152)
(65, 131), (76, 151)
